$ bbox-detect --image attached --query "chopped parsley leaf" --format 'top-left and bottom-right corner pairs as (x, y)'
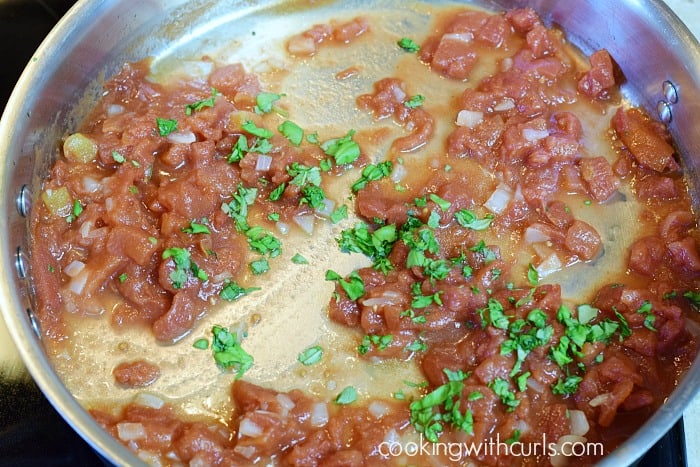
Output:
(193, 338), (209, 350)
(298, 345), (323, 365)
(291, 253), (308, 264)
(404, 94), (425, 109)
(351, 161), (393, 192)
(156, 117), (178, 136)
(249, 258), (270, 275)
(118, 273), (128, 283)
(358, 334), (394, 355)
(242, 120), (274, 139)
(321, 130), (360, 165)
(278, 120), (304, 146)
(454, 209), (494, 230)
(330, 204), (348, 224)
(269, 182), (286, 201)
(220, 280), (260, 301)
(527, 263), (539, 286)
(398, 37), (420, 53)
(181, 219), (211, 235)
(211, 325), (253, 379)
(325, 269), (365, 301)
(185, 88), (220, 115)
(335, 386), (358, 405)
(254, 92), (285, 114)
(112, 150), (126, 164)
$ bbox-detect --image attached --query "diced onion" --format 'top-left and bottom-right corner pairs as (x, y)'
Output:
(69, 271), (88, 295)
(361, 291), (404, 307)
(314, 198), (335, 218)
(178, 60), (214, 79)
(293, 214), (315, 235)
(522, 127), (550, 142)
(524, 225), (551, 244)
(536, 253), (563, 279)
(64, 260), (86, 278)
(276, 394), (296, 417)
(589, 393), (612, 407)
(384, 428), (400, 445)
(391, 163), (407, 183)
(493, 98), (515, 112)
(189, 455), (209, 467)
(255, 154), (273, 172)
(484, 183), (513, 214)
(526, 377), (545, 393)
(238, 417), (263, 438)
(137, 451), (162, 467)
(392, 85), (407, 102)
(368, 401), (391, 419)
(167, 131), (196, 144)
(456, 110), (484, 129)
(117, 422), (146, 441)
(233, 445), (257, 459)
(310, 402), (329, 427)
(83, 176), (102, 193)
(569, 410), (590, 436)
(134, 393), (165, 409)
(107, 104), (125, 116)
(442, 32), (473, 43)
(79, 221), (93, 239)
(276, 221), (290, 235)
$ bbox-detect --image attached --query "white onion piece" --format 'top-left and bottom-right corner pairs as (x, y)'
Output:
(238, 418), (263, 438)
(392, 85), (407, 102)
(484, 183), (513, 214)
(105, 197), (114, 212)
(442, 32), (473, 43)
(384, 428), (400, 445)
(536, 253), (563, 279)
(513, 183), (524, 201)
(79, 221), (93, 239)
(69, 271), (88, 295)
(293, 214), (315, 235)
(276, 221), (290, 235)
(501, 57), (513, 71)
(189, 455), (208, 467)
(524, 225), (551, 244)
(276, 393), (296, 417)
(165, 451), (181, 462)
(134, 392), (165, 409)
(456, 110), (484, 129)
(589, 393), (612, 407)
(314, 198), (335, 218)
(137, 451), (162, 467)
(391, 163), (407, 183)
(117, 422), (146, 441)
(64, 260), (86, 278)
(568, 410), (590, 436)
(493, 98), (515, 112)
(82, 176), (101, 193)
(179, 60), (214, 79)
(368, 401), (391, 419)
(212, 272), (233, 283)
(361, 290), (404, 307)
(87, 227), (109, 240)
(167, 131), (196, 144)
(310, 402), (329, 427)
(255, 154), (273, 172)
(234, 445), (257, 459)
(526, 377), (545, 393)
(107, 104), (125, 116)
(522, 127), (550, 142)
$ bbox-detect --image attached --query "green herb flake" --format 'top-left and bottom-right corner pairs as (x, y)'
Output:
(429, 193), (451, 212)
(220, 280), (260, 301)
(185, 88), (220, 115)
(404, 94), (425, 109)
(193, 338), (209, 350)
(156, 117), (178, 136)
(242, 120), (274, 139)
(267, 212), (280, 222)
(335, 386), (357, 405)
(278, 120), (304, 146)
(454, 209), (494, 231)
(254, 92), (285, 115)
(250, 258), (270, 275)
(112, 151), (126, 164)
(297, 345), (323, 365)
(330, 205), (348, 224)
(527, 263), (539, 286)
(351, 161), (393, 192)
(398, 37), (420, 53)
(321, 130), (360, 165)
(211, 325), (254, 379)
(291, 253), (309, 265)
(325, 269), (365, 301)
(181, 219), (211, 235)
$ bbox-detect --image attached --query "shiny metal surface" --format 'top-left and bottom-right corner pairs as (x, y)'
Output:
(1, 1), (699, 465)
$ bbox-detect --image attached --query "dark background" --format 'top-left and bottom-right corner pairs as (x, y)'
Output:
(0, 1), (689, 466)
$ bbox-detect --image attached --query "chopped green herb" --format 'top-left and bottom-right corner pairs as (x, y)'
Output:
(297, 345), (323, 365)
(211, 325), (253, 379)
(489, 377), (520, 411)
(454, 209), (494, 230)
(220, 280), (260, 301)
(683, 290), (700, 307)
(506, 429), (521, 445)
(185, 88), (220, 115)
(330, 205), (348, 224)
(249, 258), (270, 275)
(409, 370), (471, 442)
(406, 339), (427, 352)
(242, 120), (274, 139)
(468, 391), (483, 401)
(156, 117), (178, 136)
(193, 338), (209, 350)
(325, 269), (365, 301)
(358, 334), (394, 354)
(335, 386), (357, 405)
(337, 222), (397, 274)
(527, 263), (539, 286)
(269, 183), (286, 201)
(300, 184), (327, 209)
(398, 37), (420, 53)
(112, 150), (126, 164)
(404, 94), (425, 109)
(66, 199), (83, 223)
(321, 130), (360, 165)
(254, 92), (285, 114)
(291, 253), (308, 264)
(267, 212), (280, 222)
(551, 375), (583, 395)
(351, 161), (393, 192)
(118, 273), (128, 283)
(287, 163), (322, 187)
(181, 219), (211, 235)
(429, 193), (451, 212)
(577, 304), (598, 324)
(278, 120), (304, 146)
